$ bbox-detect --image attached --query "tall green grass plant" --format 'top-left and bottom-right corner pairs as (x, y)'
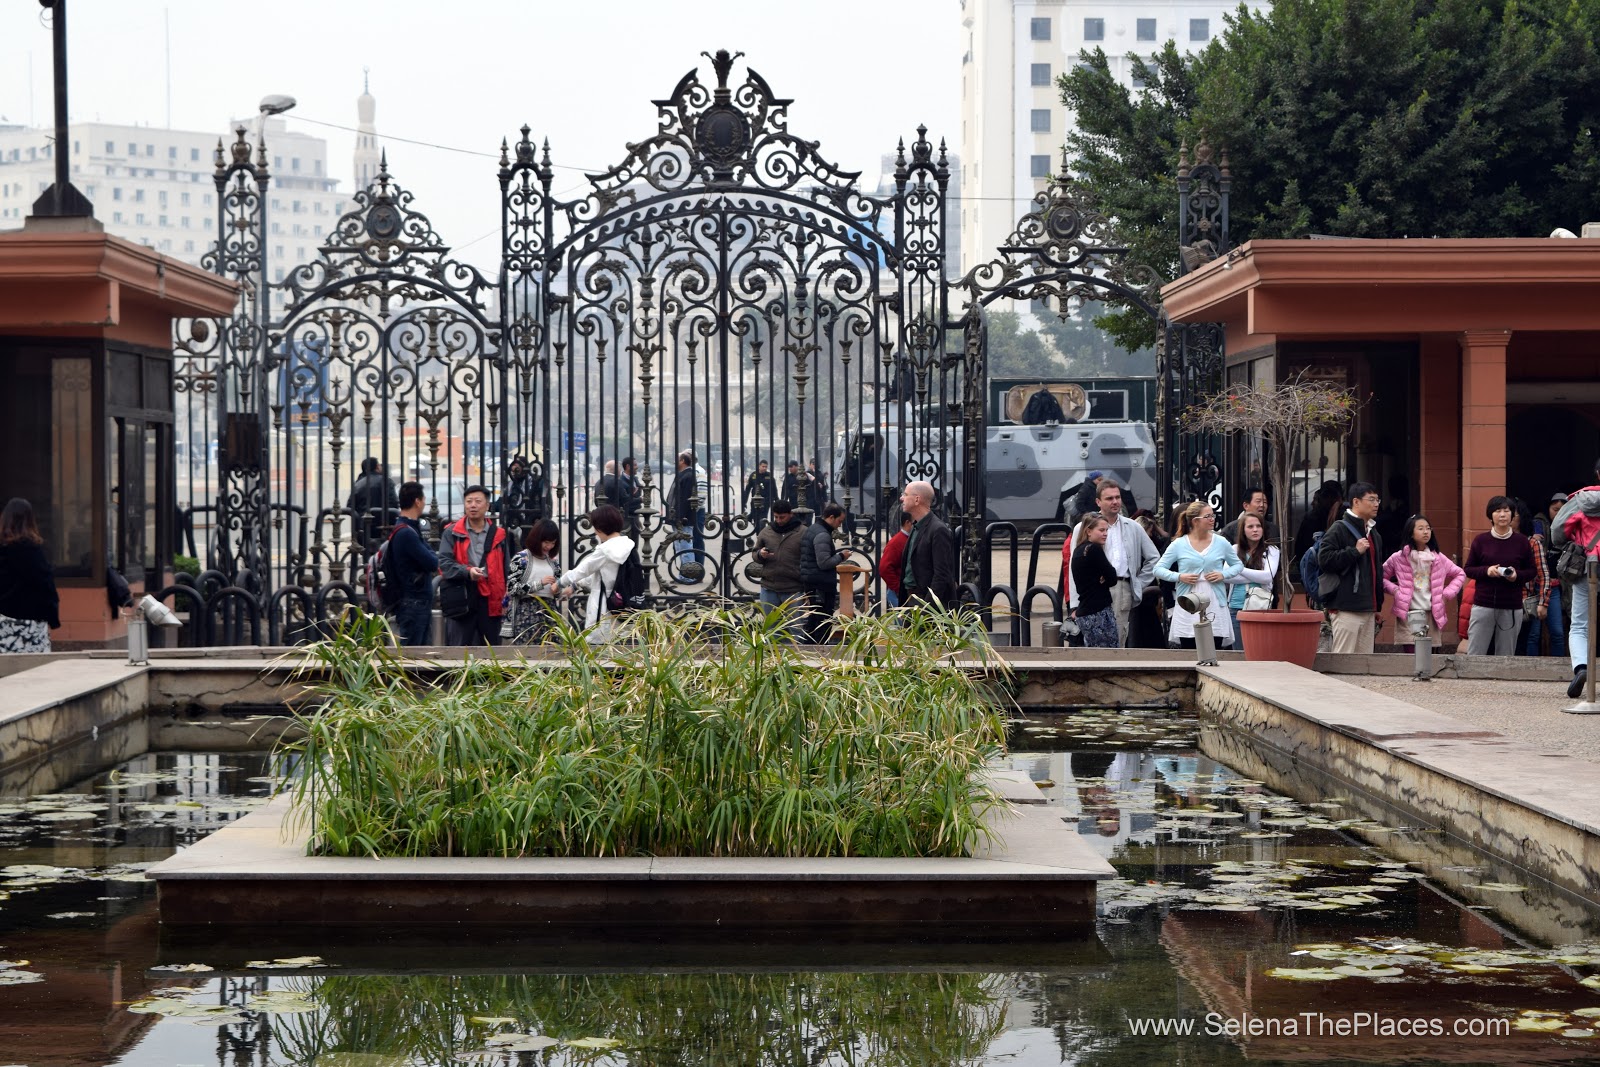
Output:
(283, 604), (1011, 859)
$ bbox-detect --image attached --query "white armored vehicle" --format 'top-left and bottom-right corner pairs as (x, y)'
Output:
(832, 381), (1156, 525)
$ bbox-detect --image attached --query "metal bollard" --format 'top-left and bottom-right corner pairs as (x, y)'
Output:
(1191, 614), (1219, 666)
(1177, 588), (1218, 666)
(1410, 610), (1431, 681)
(1565, 558), (1600, 714)
(126, 615), (149, 666)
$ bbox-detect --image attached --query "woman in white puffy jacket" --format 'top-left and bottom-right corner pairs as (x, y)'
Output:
(548, 505), (636, 642)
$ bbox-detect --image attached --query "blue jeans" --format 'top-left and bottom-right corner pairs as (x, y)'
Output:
(1572, 579), (1592, 673)
(393, 600), (433, 647)
(1524, 584), (1567, 657)
(759, 588), (804, 637)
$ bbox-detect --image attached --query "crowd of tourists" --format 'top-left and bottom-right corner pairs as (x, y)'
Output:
(357, 449), (961, 651)
(1055, 466), (1600, 695)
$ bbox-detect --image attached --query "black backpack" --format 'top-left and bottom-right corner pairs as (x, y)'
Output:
(606, 546), (648, 614)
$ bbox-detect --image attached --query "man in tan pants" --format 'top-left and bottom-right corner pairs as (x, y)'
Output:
(1317, 483), (1385, 654)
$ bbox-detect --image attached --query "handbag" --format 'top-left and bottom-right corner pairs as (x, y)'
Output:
(1556, 525), (1600, 583)
(1242, 585), (1273, 612)
(438, 577), (474, 620)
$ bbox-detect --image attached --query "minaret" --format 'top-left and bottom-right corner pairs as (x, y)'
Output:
(353, 68), (379, 194)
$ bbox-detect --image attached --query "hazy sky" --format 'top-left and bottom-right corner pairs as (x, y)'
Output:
(1, 0), (962, 272)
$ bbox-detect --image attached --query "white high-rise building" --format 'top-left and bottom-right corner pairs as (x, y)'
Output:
(0, 88), (375, 284)
(958, 0), (1268, 273)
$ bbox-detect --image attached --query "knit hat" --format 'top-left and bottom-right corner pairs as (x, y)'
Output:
(1552, 492), (1570, 505)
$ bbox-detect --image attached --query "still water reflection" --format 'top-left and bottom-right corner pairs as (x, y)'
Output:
(3, 715), (1600, 1066)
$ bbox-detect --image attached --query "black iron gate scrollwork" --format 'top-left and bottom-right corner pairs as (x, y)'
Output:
(170, 50), (1232, 647)
(173, 50), (964, 638)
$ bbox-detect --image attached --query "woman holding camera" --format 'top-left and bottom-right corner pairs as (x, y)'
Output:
(1153, 500), (1242, 650)
(1463, 495), (1535, 656)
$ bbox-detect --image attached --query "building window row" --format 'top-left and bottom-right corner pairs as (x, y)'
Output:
(1035, 16), (1210, 44)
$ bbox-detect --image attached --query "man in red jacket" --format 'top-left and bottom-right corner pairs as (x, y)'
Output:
(438, 485), (508, 647)
(878, 514), (913, 608)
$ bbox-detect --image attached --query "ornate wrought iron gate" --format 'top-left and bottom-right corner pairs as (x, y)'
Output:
(169, 51), (1229, 646)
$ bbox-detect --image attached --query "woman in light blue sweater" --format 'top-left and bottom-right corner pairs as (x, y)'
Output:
(1154, 500), (1243, 648)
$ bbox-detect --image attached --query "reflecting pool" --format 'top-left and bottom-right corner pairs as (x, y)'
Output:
(4, 710), (1600, 1066)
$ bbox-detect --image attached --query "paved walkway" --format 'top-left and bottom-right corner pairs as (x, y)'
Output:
(1347, 675), (1600, 766)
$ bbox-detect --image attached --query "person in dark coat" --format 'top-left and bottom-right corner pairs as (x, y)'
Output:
(743, 459), (778, 527)
(805, 460), (829, 515)
(347, 457), (399, 552)
(799, 502), (848, 642)
(388, 481), (441, 646)
(1021, 386), (1066, 425)
(666, 451), (700, 573)
(781, 461), (804, 514)
(898, 480), (958, 608)
(496, 453), (548, 532)
(0, 498), (60, 653)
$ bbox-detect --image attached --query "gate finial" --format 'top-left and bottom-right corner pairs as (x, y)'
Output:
(702, 49), (744, 91)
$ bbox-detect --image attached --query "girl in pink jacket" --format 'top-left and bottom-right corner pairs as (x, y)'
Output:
(1382, 515), (1467, 653)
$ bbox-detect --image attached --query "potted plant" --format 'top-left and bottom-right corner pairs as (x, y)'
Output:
(1183, 372), (1357, 667)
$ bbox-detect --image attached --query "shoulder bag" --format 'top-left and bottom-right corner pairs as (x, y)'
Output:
(1556, 526), (1600, 584)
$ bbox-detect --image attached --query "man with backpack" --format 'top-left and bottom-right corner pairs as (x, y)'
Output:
(383, 481), (439, 646)
(1316, 482), (1385, 653)
(1553, 458), (1600, 697)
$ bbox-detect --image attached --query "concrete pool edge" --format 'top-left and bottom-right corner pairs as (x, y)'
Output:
(149, 770), (1115, 930)
(1197, 662), (1600, 903)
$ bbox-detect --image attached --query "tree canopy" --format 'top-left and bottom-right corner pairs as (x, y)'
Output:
(1060, 0), (1600, 349)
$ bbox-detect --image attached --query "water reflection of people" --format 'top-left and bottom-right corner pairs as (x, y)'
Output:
(1071, 752), (1122, 837)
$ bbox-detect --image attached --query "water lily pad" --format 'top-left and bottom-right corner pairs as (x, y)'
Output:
(1573, 1008), (1600, 1018)
(0, 969), (43, 985)
(150, 962), (215, 973)
(47, 911), (95, 919)
(1562, 1029), (1597, 1038)
(1472, 882), (1526, 893)
(31, 810), (96, 822)
(564, 1037), (622, 1049)
(1580, 975), (1600, 991)
(1513, 1016), (1569, 1032)
(1265, 967), (1346, 981)
(1332, 964), (1405, 978)
(469, 1016), (518, 1026)
(245, 955), (327, 968)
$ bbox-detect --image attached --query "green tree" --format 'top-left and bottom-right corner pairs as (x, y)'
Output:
(1060, 0), (1600, 350)
(1036, 301), (1157, 376)
(982, 309), (1070, 379)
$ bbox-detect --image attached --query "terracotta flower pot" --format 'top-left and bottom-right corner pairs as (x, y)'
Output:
(1237, 609), (1323, 668)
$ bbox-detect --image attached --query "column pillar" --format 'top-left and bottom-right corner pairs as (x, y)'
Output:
(1417, 335), (1461, 555)
(1459, 329), (1510, 559)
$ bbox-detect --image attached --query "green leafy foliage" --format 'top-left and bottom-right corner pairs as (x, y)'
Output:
(282, 607), (1011, 859)
(1060, 0), (1600, 350)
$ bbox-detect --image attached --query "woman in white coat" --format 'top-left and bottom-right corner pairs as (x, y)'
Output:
(1154, 500), (1243, 649)
(548, 504), (636, 643)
